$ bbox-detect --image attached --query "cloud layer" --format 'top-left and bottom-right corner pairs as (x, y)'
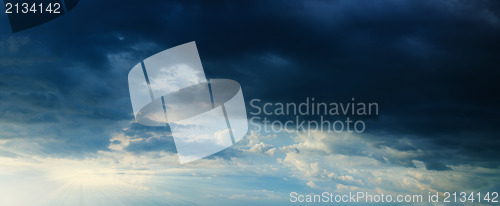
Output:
(0, 0), (499, 205)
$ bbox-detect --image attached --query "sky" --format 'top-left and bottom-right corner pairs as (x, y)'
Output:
(0, 0), (499, 205)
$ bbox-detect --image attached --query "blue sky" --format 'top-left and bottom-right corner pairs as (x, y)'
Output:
(0, 0), (499, 205)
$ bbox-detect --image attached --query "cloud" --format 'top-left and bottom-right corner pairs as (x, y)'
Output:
(0, 0), (498, 165)
(275, 130), (500, 195)
(306, 181), (320, 189)
(1, 126), (499, 205)
(0, 0), (499, 205)
(248, 142), (276, 156)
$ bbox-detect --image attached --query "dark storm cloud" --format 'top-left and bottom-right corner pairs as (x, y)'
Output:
(0, 0), (498, 168)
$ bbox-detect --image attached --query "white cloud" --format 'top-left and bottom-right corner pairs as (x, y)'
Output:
(275, 130), (500, 196)
(248, 142), (276, 156)
(108, 133), (143, 151)
(1, 127), (499, 205)
(306, 181), (320, 189)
